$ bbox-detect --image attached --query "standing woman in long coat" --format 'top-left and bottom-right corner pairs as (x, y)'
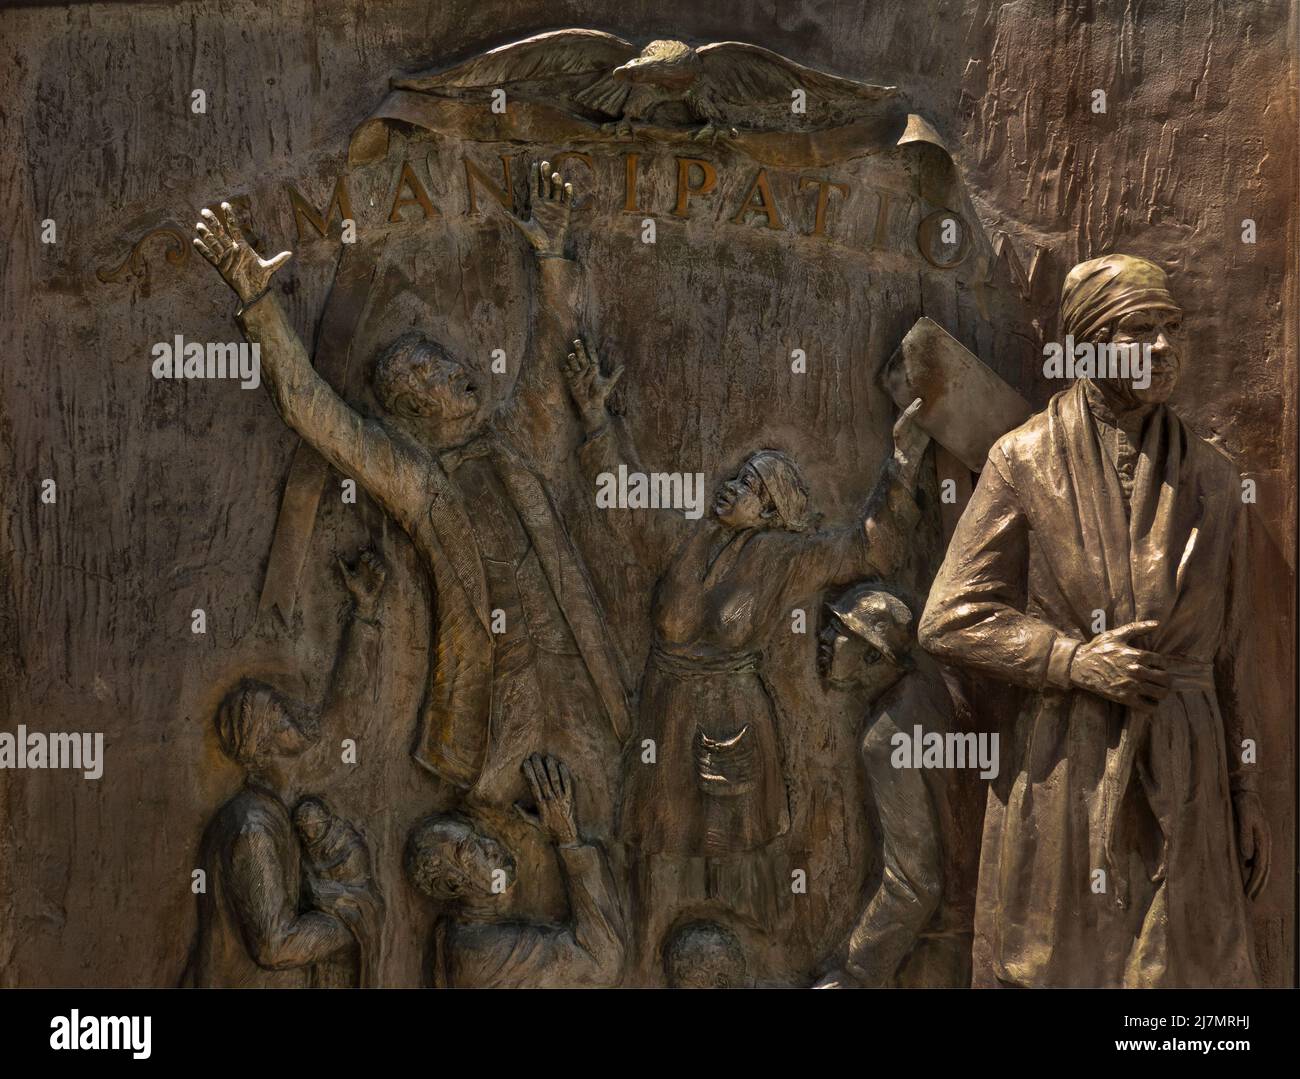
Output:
(919, 255), (1270, 988)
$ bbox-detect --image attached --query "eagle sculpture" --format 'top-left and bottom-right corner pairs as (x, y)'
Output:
(394, 29), (897, 141)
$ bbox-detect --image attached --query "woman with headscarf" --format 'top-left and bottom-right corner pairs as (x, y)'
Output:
(919, 255), (1269, 987)
(562, 340), (926, 877)
(181, 550), (387, 988)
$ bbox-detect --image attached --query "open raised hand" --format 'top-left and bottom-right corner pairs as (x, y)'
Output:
(193, 201), (292, 303)
(891, 397), (930, 485)
(520, 753), (579, 846)
(509, 160), (574, 258)
(337, 548), (387, 618)
(562, 338), (624, 435)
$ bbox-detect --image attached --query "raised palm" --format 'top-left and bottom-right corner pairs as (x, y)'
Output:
(337, 548), (387, 616)
(562, 338), (625, 434)
(510, 160), (574, 257)
(193, 201), (292, 302)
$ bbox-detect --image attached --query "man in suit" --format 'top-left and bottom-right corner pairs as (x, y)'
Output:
(193, 163), (631, 901)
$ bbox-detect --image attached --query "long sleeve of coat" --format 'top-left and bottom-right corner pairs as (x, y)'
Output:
(918, 449), (1077, 690)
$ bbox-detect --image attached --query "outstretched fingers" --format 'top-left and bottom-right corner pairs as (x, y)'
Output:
(544, 756), (565, 798)
(198, 208), (229, 249)
(533, 159), (572, 204)
(219, 201), (247, 247)
(522, 755), (546, 804)
(895, 396), (923, 428)
(192, 235), (219, 264)
(564, 350), (583, 383)
(193, 208), (233, 268)
(533, 752), (559, 800)
(568, 338), (596, 382)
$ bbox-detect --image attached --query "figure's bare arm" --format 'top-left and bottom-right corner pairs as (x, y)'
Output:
(497, 161), (581, 457)
(319, 549), (387, 730)
(193, 202), (427, 524)
(520, 756), (625, 986)
(858, 398), (927, 577)
(784, 399), (928, 596)
(563, 338), (692, 562)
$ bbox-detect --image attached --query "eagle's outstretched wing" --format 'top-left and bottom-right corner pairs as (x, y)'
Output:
(571, 73), (633, 117)
(695, 42), (896, 105)
(394, 28), (638, 93)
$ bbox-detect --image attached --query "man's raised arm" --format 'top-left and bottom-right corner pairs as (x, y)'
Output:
(193, 203), (425, 527)
(496, 161), (581, 460)
(520, 754), (625, 987)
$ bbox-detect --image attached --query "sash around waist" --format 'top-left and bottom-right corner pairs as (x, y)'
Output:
(651, 644), (761, 677)
(1159, 657), (1215, 692)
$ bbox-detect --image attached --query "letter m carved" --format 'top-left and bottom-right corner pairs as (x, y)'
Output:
(985, 230), (1046, 302)
(286, 177), (354, 242)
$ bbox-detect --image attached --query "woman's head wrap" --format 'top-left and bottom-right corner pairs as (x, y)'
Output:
(745, 449), (812, 532)
(1060, 254), (1180, 343)
(215, 680), (315, 765)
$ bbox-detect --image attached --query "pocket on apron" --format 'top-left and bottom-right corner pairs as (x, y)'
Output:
(694, 724), (757, 797)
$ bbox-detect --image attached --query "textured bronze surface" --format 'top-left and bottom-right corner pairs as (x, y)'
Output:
(0, 2), (1293, 989)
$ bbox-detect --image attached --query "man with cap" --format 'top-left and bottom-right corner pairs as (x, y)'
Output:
(919, 254), (1269, 987)
(814, 582), (973, 987)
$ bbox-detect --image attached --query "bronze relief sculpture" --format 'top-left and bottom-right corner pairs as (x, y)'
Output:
(173, 13), (1284, 985)
(390, 29), (898, 142)
(181, 551), (386, 987)
(3, 4), (1290, 997)
(814, 582), (972, 988)
(562, 337), (927, 969)
(176, 23), (1280, 987)
(405, 755), (625, 988)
